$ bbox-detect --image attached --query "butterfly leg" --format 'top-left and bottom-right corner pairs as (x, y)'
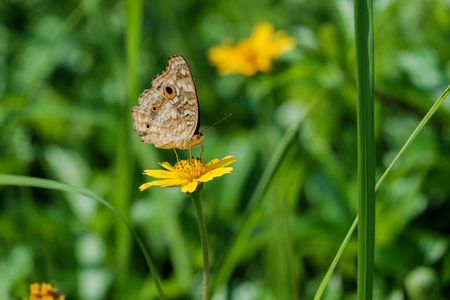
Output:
(199, 142), (205, 159)
(173, 148), (180, 162)
(188, 142), (205, 160)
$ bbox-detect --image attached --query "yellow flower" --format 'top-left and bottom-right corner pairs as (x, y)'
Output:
(140, 156), (236, 193)
(208, 22), (295, 76)
(29, 283), (66, 300)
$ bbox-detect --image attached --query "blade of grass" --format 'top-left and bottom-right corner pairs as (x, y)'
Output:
(313, 84), (450, 299)
(314, 217), (358, 300)
(210, 89), (326, 296)
(105, 0), (144, 297)
(354, 0), (375, 299)
(376, 84), (450, 190)
(271, 146), (301, 300)
(79, 0), (134, 297)
(0, 174), (166, 299)
(126, 0), (143, 109)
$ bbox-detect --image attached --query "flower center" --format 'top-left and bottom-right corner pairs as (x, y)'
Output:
(244, 50), (258, 65)
(174, 158), (206, 180)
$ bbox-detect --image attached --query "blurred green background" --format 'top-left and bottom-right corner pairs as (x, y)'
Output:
(1, 0), (450, 299)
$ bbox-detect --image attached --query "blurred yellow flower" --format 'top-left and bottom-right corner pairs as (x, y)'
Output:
(140, 156), (236, 193)
(29, 283), (65, 300)
(208, 22), (295, 76)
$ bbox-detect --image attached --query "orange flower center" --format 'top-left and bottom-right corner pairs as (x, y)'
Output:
(174, 159), (206, 181)
(244, 51), (258, 65)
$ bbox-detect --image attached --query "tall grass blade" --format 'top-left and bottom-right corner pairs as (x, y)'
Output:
(111, 0), (144, 297)
(355, 0), (375, 298)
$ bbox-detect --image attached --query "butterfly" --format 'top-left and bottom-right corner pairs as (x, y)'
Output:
(131, 55), (204, 151)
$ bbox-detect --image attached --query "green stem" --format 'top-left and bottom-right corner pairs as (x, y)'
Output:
(189, 184), (209, 300)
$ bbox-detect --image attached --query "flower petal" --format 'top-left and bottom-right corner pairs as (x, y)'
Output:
(205, 155), (235, 166)
(160, 179), (187, 187)
(143, 169), (178, 179)
(250, 22), (274, 45)
(197, 167), (233, 182)
(205, 158), (220, 166)
(139, 179), (185, 191)
(206, 156), (236, 170)
(273, 31), (296, 55)
(159, 161), (175, 171)
(181, 181), (198, 193)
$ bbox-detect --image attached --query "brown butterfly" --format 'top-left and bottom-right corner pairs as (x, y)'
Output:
(131, 55), (204, 151)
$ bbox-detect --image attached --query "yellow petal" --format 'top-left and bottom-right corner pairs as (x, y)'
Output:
(30, 283), (40, 295)
(271, 34), (295, 56)
(206, 156), (236, 170)
(205, 156), (234, 166)
(159, 161), (175, 171)
(139, 179), (185, 191)
(205, 158), (220, 166)
(143, 169), (178, 179)
(222, 155), (236, 160)
(181, 181), (198, 193)
(250, 22), (274, 45)
(161, 179), (187, 187)
(198, 167), (233, 182)
(208, 45), (239, 75)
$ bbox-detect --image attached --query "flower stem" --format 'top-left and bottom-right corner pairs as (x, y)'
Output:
(189, 183), (209, 300)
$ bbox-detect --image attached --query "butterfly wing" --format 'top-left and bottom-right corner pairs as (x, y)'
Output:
(131, 89), (188, 149)
(151, 55), (201, 139)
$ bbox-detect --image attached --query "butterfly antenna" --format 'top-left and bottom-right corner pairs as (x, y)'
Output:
(200, 113), (232, 133)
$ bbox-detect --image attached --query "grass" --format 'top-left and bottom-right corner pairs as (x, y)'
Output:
(354, 0), (375, 299)
(0, 174), (166, 298)
(1, 1), (450, 299)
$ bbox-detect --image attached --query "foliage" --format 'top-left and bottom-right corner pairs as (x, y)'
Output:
(1, 0), (450, 299)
